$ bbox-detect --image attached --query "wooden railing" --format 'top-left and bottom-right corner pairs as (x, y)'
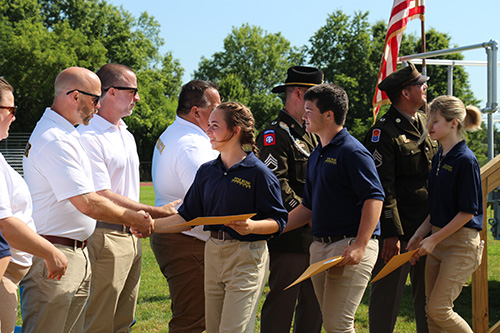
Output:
(475, 154), (500, 332)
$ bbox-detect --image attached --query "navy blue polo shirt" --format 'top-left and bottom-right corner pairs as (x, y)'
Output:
(178, 152), (288, 241)
(0, 230), (10, 259)
(428, 140), (483, 230)
(303, 128), (385, 237)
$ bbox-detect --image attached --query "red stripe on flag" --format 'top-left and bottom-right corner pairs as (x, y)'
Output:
(372, 0), (425, 122)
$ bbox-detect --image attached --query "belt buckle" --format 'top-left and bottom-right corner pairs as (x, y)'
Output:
(218, 230), (225, 241)
(122, 225), (127, 233)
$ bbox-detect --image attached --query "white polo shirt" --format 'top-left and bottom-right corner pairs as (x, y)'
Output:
(0, 152), (35, 266)
(152, 116), (218, 241)
(23, 108), (95, 241)
(78, 115), (140, 202)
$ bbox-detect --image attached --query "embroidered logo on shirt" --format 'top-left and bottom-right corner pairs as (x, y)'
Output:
(263, 130), (276, 146)
(264, 154), (278, 172)
(371, 129), (381, 143)
(155, 138), (165, 154)
(325, 157), (337, 165)
(372, 149), (383, 168)
(24, 142), (32, 158)
(442, 164), (453, 172)
(231, 177), (252, 189)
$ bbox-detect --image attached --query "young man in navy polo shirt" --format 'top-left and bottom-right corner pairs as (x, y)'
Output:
(284, 83), (385, 332)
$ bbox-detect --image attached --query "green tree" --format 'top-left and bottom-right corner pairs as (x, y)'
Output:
(194, 23), (304, 130)
(0, 0), (184, 179)
(306, 11), (486, 162)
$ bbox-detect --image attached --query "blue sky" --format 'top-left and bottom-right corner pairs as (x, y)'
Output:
(109, 0), (498, 110)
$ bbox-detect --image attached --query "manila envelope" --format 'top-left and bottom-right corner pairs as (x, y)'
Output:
(284, 255), (344, 290)
(370, 248), (419, 284)
(166, 213), (256, 228)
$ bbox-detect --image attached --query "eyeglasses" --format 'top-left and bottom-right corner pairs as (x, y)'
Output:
(0, 106), (17, 117)
(66, 89), (100, 106)
(104, 86), (139, 96)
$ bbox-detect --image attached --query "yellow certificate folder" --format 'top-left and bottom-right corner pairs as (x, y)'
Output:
(370, 249), (419, 284)
(284, 255), (344, 290)
(167, 213), (256, 228)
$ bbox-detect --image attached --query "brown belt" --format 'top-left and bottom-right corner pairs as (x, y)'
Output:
(96, 221), (130, 233)
(210, 230), (236, 241)
(41, 235), (88, 249)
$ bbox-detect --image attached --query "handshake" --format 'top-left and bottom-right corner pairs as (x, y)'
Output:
(129, 199), (182, 238)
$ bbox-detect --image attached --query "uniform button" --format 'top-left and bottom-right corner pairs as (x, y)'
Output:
(425, 147), (429, 151)
(410, 150), (414, 154)
(224, 172), (227, 175)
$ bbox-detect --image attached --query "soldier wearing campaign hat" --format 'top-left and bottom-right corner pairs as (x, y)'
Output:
(257, 66), (323, 333)
(364, 61), (437, 333)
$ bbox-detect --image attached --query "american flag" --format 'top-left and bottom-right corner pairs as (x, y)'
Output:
(372, 0), (425, 121)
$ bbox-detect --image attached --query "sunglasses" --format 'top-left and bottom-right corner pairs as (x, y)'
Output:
(0, 106), (17, 117)
(66, 89), (100, 106)
(104, 86), (139, 96)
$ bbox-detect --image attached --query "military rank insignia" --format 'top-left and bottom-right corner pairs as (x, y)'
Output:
(371, 129), (381, 143)
(263, 130), (276, 146)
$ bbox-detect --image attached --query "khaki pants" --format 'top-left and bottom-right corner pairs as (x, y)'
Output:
(425, 226), (483, 333)
(83, 228), (142, 333)
(310, 238), (378, 333)
(21, 244), (91, 333)
(204, 238), (268, 333)
(0, 261), (29, 333)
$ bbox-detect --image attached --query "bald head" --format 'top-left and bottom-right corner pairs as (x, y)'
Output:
(54, 67), (101, 97)
(51, 67), (101, 125)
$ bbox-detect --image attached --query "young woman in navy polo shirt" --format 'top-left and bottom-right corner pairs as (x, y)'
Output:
(408, 95), (483, 332)
(154, 102), (287, 333)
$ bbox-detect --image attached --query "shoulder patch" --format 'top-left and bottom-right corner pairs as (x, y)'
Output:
(263, 154), (278, 171)
(263, 129), (276, 146)
(371, 129), (381, 143)
(155, 138), (165, 154)
(24, 142), (32, 158)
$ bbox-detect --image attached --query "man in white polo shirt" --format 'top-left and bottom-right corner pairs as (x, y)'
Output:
(151, 80), (220, 333)
(21, 67), (154, 333)
(78, 63), (177, 332)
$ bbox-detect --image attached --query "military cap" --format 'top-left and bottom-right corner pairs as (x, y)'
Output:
(378, 61), (430, 92)
(272, 66), (324, 93)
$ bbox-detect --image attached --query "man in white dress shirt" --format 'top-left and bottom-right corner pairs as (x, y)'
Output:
(151, 80), (220, 333)
(21, 67), (153, 332)
(78, 64), (176, 332)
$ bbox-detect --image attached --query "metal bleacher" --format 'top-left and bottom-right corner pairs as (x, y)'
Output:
(0, 133), (30, 176)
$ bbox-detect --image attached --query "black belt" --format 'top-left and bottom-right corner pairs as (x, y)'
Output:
(210, 230), (236, 241)
(96, 221), (130, 233)
(41, 235), (88, 249)
(314, 234), (379, 245)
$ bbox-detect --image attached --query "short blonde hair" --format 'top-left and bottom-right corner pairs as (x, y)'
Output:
(428, 95), (482, 136)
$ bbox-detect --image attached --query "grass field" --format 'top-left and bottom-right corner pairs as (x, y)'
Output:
(16, 185), (500, 332)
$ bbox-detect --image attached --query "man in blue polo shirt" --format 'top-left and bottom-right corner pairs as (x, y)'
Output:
(284, 83), (385, 332)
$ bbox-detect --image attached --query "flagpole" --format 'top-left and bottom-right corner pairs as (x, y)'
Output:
(420, 1), (426, 76)
(420, 1), (427, 115)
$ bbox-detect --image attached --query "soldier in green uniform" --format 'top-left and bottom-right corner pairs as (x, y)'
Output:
(364, 62), (438, 333)
(257, 66), (323, 333)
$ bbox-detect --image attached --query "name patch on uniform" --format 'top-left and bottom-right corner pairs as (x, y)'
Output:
(231, 177), (252, 189)
(156, 138), (165, 154)
(24, 142), (32, 158)
(325, 157), (337, 165)
(371, 129), (381, 143)
(263, 130), (276, 146)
